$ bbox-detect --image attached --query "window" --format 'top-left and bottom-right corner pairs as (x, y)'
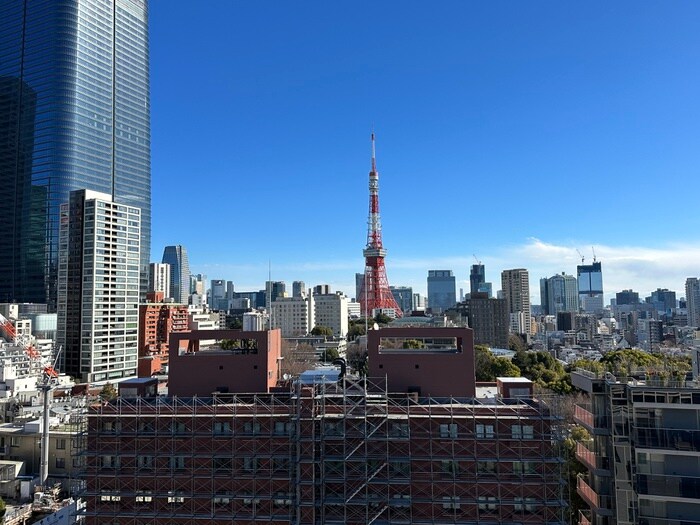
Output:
(442, 496), (460, 510)
(478, 496), (497, 512)
(243, 457), (259, 473)
(273, 492), (292, 506)
(513, 461), (536, 475)
(138, 456), (154, 469)
(138, 420), (154, 433)
(135, 491), (153, 503)
(273, 457), (290, 472)
(274, 421), (294, 435)
(476, 423), (494, 439)
(102, 421), (120, 433)
(167, 492), (185, 503)
(243, 422), (261, 435)
(441, 460), (459, 475)
(389, 461), (410, 477)
(171, 421), (186, 434)
(100, 492), (121, 502)
(514, 497), (538, 513)
(477, 461), (497, 474)
(325, 421), (343, 436)
(169, 456), (185, 470)
(10, 437), (20, 447)
(214, 421), (231, 435)
(512, 424), (534, 439)
(101, 455), (120, 468)
(439, 423), (458, 438)
(390, 422), (409, 437)
(55, 457), (66, 469)
(213, 495), (231, 506)
(56, 438), (67, 450)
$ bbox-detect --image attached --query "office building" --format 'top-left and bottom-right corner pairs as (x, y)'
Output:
(210, 279), (228, 310)
(686, 278), (700, 327)
(162, 246), (190, 304)
(292, 281), (306, 298)
(646, 288), (676, 313)
(1, 0), (151, 308)
(390, 286), (414, 314)
(266, 281), (287, 307)
(355, 273), (364, 302)
(57, 189), (140, 382)
(469, 264), (491, 297)
(312, 289), (349, 338)
(148, 263), (170, 296)
(427, 270), (457, 314)
(577, 262), (604, 312)
(540, 273), (578, 315)
(615, 289), (639, 306)
(572, 367), (700, 525)
(501, 269), (531, 335)
(82, 327), (565, 525)
(137, 291), (188, 377)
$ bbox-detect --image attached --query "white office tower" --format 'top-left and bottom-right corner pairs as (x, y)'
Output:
(271, 296), (314, 337)
(57, 190), (140, 383)
(313, 289), (349, 338)
(148, 263), (171, 296)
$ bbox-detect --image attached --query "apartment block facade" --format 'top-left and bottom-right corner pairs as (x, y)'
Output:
(572, 368), (700, 525)
(80, 327), (566, 524)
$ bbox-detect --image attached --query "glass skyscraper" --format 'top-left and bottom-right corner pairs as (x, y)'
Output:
(162, 245), (190, 305)
(0, 0), (151, 308)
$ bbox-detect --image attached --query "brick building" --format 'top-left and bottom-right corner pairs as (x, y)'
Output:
(80, 327), (566, 524)
(137, 292), (189, 377)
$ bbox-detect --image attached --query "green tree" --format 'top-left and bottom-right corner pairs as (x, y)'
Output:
(220, 339), (240, 350)
(311, 326), (333, 337)
(227, 317), (243, 329)
(321, 347), (340, 362)
(402, 339), (424, 349)
(474, 345), (521, 381)
(512, 350), (572, 393)
(374, 313), (392, 326)
(491, 357), (521, 378)
(508, 333), (528, 353)
(347, 323), (366, 340)
(0, 497), (5, 517)
(99, 382), (118, 402)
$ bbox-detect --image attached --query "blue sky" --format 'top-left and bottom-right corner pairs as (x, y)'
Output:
(150, 1), (700, 301)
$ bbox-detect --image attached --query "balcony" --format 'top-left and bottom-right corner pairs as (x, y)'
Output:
(577, 475), (613, 514)
(637, 473), (700, 499)
(578, 510), (592, 525)
(574, 405), (594, 428)
(575, 442), (611, 471)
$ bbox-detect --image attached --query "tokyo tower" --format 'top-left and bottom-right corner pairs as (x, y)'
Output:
(359, 133), (403, 318)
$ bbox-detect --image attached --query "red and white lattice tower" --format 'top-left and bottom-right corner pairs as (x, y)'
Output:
(359, 133), (402, 318)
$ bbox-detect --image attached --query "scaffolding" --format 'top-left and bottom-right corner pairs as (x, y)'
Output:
(76, 377), (566, 525)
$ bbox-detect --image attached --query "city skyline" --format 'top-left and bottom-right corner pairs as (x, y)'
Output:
(147, 2), (700, 303)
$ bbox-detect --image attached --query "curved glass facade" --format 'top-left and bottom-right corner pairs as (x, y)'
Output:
(0, 0), (150, 309)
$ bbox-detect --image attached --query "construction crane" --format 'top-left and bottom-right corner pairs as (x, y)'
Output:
(591, 246), (597, 263)
(39, 347), (61, 487)
(576, 249), (585, 265)
(473, 254), (481, 266)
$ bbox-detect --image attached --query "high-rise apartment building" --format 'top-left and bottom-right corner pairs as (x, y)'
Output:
(685, 278), (700, 327)
(271, 296), (314, 337)
(148, 263), (170, 296)
(455, 293), (509, 348)
(162, 246), (190, 304)
(427, 270), (456, 314)
(0, 0), (151, 308)
(577, 262), (604, 312)
(501, 269), (531, 335)
(57, 189), (140, 382)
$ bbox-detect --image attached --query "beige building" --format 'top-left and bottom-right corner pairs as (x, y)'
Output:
(271, 296), (314, 337)
(312, 290), (348, 338)
(501, 268), (531, 335)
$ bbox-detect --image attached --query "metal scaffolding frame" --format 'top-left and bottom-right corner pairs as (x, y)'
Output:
(76, 377), (566, 525)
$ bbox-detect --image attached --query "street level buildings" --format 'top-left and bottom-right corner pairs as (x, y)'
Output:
(0, 0), (151, 308)
(57, 189), (141, 383)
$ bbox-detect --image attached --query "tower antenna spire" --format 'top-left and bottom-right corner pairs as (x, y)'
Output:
(371, 131), (377, 173)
